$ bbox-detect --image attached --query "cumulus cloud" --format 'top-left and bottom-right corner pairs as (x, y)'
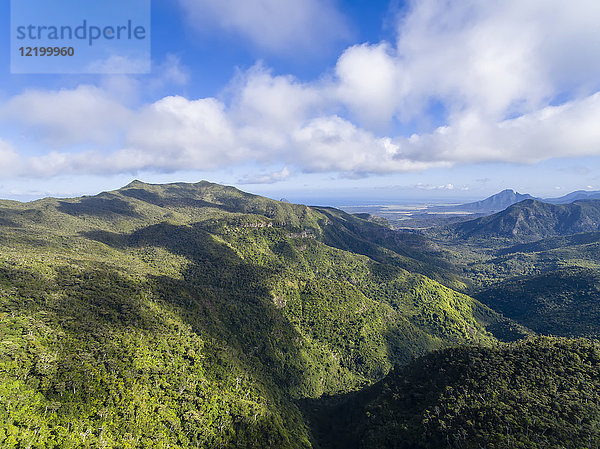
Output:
(390, 0), (548, 120)
(291, 115), (446, 173)
(177, 0), (349, 54)
(396, 0), (600, 119)
(0, 85), (132, 147)
(329, 0), (600, 130)
(238, 167), (291, 184)
(230, 65), (326, 152)
(399, 93), (600, 165)
(126, 96), (241, 170)
(4, 76), (600, 179)
(335, 43), (402, 128)
(2, 0), (600, 179)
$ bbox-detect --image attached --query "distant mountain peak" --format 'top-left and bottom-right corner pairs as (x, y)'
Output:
(432, 189), (535, 214)
(124, 179), (148, 188)
(431, 188), (600, 216)
(483, 189), (530, 201)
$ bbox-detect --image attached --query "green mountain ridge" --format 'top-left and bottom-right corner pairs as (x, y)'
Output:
(450, 199), (600, 242)
(420, 201), (600, 340)
(0, 180), (524, 447)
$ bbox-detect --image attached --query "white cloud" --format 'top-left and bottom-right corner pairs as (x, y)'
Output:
(177, 0), (349, 54)
(329, 0), (600, 128)
(396, 0), (600, 120)
(150, 54), (191, 88)
(4, 79), (600, 179)
(230, 65), (325, 152)
(232, 66), (324, 129)
(126, 96), (242, 170)
(3, 0), (600, 180)
(0, 85), (131, 147)
(238, 167), (291, 184)
(390, 0), (548, 120)
(291, 115), (447, 173)
(335, 43), (402, 128)
(397, 93), (600, 165)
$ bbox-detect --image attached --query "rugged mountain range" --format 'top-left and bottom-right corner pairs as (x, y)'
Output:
(0, 180), (526, 448)
(3, 180), (600, 448)
(429, 188), (600, 216)
(449, 198), (600, 242)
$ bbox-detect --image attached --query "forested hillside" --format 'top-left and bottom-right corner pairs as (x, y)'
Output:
(0, 181), (522, 447)
(475, 267), (600, 337)
(418, 201), (600, 341)
(450, 199), (600, 242)
(317, 337), (600, 449)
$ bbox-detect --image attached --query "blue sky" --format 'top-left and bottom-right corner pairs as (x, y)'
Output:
(2, 0), (600, 205)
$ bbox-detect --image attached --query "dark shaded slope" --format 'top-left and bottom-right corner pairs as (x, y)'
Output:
(317, 338), (600, 449)
(475, 267), (600, 337)
(0, 253), (311, 448)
